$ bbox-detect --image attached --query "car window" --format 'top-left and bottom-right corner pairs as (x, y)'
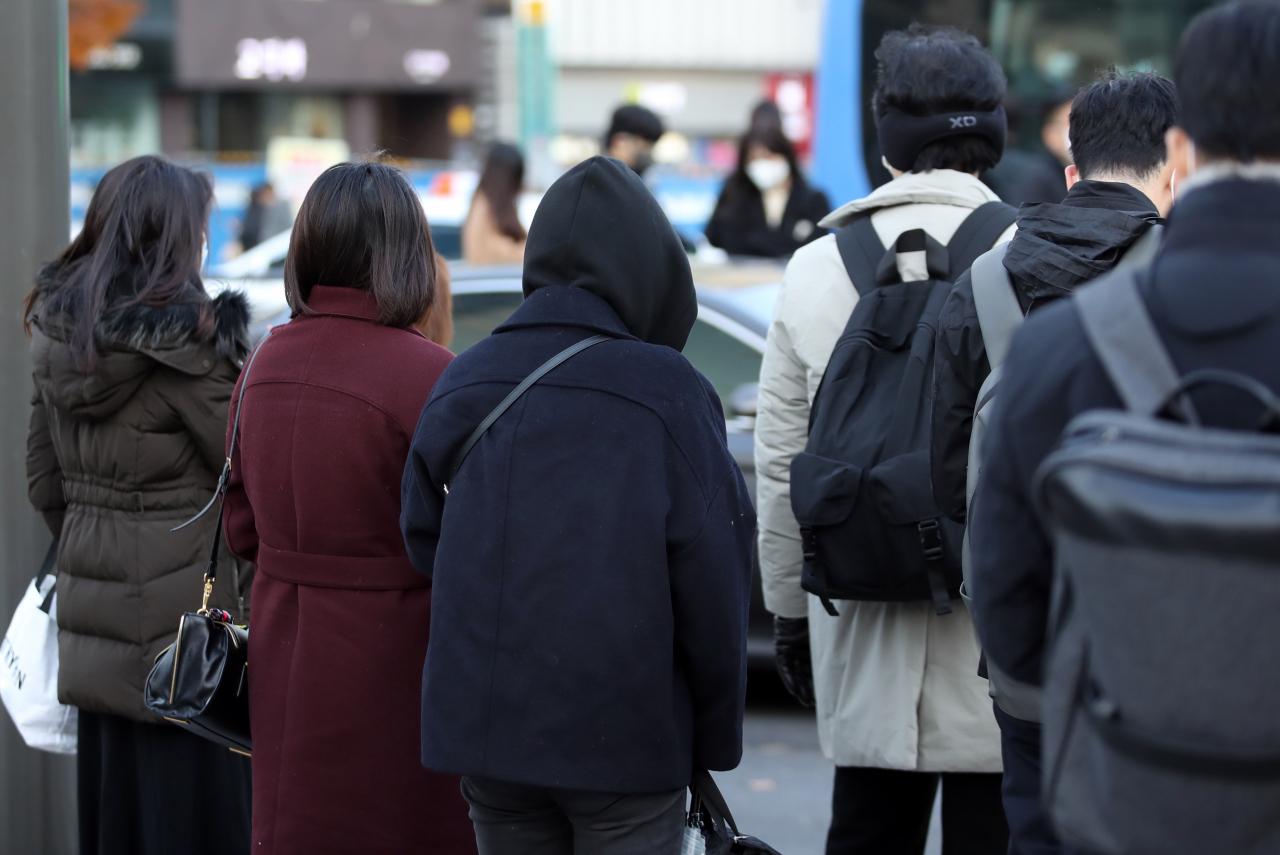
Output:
(682, 318), (762, 416)
(450, 291), (524, 354)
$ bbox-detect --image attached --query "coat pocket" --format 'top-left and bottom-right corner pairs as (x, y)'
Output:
(790, 452), (863, 526)
(866, 450), (939, 525)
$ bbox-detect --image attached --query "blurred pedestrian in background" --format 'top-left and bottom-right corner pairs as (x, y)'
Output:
(25, 154), (251, 855)
(239, 182), (293, 251)
(222, 162), (475, 855)
(462, 143), (527, 267)
(932, 69), (1177, 855)
(705, 106), (831, 258)
(402, 156), (755, 855)
(1002, 91), (1075, 206)
(756, 24), (1014, 855)
(603, 104), (664, 177)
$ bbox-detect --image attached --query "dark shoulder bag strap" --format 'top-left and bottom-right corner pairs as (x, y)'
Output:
(170, 331), (274, 610)
(834, 215), (887, 297)
(445, 334), (613, 493)
(946, 201), (1018, 280)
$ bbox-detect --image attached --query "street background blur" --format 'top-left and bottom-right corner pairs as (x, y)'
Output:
(1, 0), (1223, 852)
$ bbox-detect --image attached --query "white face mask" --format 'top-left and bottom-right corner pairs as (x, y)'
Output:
(746, 157), (790, 191)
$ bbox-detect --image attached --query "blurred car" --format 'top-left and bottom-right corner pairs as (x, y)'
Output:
(208, 260), (782, 666)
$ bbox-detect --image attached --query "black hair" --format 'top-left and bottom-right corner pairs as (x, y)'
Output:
(1069, 70), (1178, 182)
(476, 143), (526, 243)
(873, 23), (1007, 174)
(718, 122), (802, 208)
(25, 155), (214, 370)
(605, 104), (665, 146)
(286, 161), (437, 329)
(1176, 0), (1280, 163)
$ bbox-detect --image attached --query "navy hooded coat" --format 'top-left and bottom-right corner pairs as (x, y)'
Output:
(401, 156), (756, 793)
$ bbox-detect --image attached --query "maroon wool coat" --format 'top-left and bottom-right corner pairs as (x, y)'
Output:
(223, 286), (475, 855)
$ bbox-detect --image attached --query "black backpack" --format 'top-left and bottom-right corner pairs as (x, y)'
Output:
(790, 201), (1016, 616)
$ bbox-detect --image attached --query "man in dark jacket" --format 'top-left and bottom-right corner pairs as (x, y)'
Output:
(401, 156), (755, 854)
(969, 3), (1280, 852)
(930, 70), (1178, 855)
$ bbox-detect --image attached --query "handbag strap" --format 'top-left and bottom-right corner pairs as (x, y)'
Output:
(445, 334), (613, 493)
(170, 331), (273, 613)
(690, 768), (739, 836)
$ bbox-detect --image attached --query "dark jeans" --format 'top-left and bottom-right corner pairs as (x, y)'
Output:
(994, 704), (1064, 855)
(77, 709), (251, 855)
(826, 766), (1008, 855)
(461, 776), (686, 855)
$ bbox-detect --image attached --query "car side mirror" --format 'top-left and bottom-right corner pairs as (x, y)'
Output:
(729, 383), (758, 418)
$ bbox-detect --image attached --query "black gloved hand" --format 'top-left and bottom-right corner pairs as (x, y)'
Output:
(773, 615), (815, 708)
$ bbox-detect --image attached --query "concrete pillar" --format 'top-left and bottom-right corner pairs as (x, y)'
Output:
(0, 0), (78, 851)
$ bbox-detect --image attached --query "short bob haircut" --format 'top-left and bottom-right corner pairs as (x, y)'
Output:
(1176, 0), (1280, 163)
(873, 23), (1007, 174)
(285, 161), (437, 328)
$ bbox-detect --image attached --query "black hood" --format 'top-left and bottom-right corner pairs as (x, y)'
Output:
(523, 156), (697, 351)
(1004, 180), (1161, 308)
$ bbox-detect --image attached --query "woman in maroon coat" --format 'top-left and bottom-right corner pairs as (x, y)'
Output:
(223, 162), (475, 854)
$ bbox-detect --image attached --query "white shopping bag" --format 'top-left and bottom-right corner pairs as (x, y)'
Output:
(0, 545), (76, 754)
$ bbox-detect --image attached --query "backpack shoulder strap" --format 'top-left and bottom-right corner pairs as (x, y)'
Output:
(1075, 269), (1181, 415)
(834, 215), (887, 297)
(970, 241), (1022, 369)
(1116, 223), (1164, 271)
(946, 201), (1018, 280)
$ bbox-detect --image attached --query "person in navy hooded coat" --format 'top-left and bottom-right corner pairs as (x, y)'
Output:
(401, 155), (756, 854)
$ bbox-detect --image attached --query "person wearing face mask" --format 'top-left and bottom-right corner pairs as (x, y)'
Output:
(705, 118), (832, 258)
(603, 104), (665, 177)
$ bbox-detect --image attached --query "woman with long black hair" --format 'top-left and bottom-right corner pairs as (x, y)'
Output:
(462, 143), (527, 266)
(25, 155), (252, 855)
(705, 115), (831, 258)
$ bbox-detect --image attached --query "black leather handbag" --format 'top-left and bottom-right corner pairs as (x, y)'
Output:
(143, 333), (271, 756)
(686, 768), (784, 854)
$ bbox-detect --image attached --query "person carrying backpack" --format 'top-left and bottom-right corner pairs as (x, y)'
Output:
(930, 70), (1178, 855)
(968, 2), (1280, 852)
(756, 24), (1015, 854)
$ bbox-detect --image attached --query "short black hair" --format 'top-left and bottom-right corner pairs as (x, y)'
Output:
(873, 23), (1007, 174)
(286, 161), (437, 329)
(606, 105), (664, 146)
(1069, 70), (1178, 181)
(1176, 0), (1280, 162)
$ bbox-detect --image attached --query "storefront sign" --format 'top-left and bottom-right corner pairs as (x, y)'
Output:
(176, 0), (481, 89)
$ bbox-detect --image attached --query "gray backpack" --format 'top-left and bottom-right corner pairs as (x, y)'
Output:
(1034, 269), (1280, 855)
(963, 225), (1162, 723)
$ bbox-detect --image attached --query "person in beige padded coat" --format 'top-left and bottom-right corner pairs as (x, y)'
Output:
(756, 25), (1015, 855)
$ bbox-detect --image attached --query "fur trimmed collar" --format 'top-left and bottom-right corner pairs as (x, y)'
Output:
(33, 285), (250, 366)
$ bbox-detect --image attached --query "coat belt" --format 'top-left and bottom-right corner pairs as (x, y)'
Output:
(61, 478), (211, 514)
(255, 542), (429, 590)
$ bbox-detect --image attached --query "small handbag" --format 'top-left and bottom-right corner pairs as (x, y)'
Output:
(143, 332), (272, 756)
(683, 768), (784, 855)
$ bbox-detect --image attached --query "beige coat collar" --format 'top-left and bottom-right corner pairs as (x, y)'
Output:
(819, 169), (1001, 230)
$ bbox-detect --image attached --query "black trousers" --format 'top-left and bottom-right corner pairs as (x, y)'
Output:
(826, 766), (1008, 855)
(77, 709), (251, 855)
(461, 776), (686, 855)
(994, 704), (1065, 855)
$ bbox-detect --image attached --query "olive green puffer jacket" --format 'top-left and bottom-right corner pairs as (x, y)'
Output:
(26, 287), (252, 722)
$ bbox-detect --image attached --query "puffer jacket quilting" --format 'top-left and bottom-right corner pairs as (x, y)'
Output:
(26, 287), (251, 722)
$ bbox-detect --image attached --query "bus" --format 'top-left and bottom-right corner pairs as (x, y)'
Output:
(813, 0), (1219, 206)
